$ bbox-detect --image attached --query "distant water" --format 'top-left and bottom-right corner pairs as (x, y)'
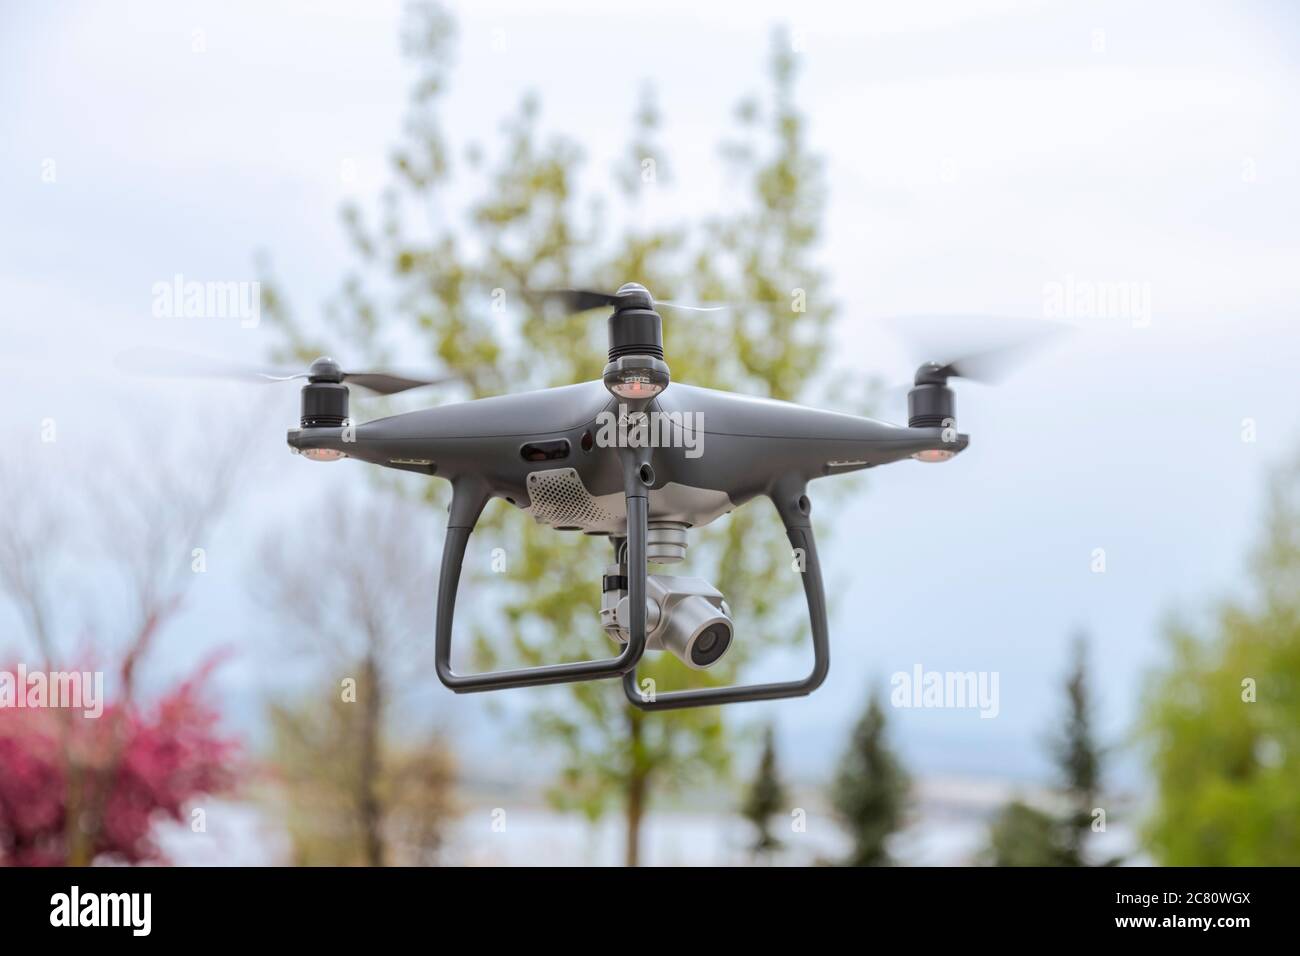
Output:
(153, 779), (1142, 866)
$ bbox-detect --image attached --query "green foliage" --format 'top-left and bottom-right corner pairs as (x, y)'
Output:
(260, 2), (844, 864)
(1139, 456), (1300, 865)
(831, 690), (909, 866)
(742, 724), (789, 857)
(985, 801), (1074, 867)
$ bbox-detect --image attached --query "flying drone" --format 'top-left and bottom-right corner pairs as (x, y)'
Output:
(127, 284), (1059, 710)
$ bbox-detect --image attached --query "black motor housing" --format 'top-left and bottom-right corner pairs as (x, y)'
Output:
(607, 282), (664, 360)
(908, 363), (956, 429)
(301, 381), (349, 428)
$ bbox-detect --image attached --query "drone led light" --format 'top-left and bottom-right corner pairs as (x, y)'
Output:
(303, 447), (346, 462)
(609, 371), (665, 399)
(602, 353), (671, 400)
(912, 448), (956, 463)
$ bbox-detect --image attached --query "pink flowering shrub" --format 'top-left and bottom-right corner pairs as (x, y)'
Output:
(0, 661), (240, 866)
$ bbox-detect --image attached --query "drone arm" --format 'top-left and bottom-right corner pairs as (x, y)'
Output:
(621, 474), (830, 710)
(435, 453), (652, 693)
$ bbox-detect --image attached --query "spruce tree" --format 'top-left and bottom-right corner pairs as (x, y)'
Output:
(1051, 635), (1105, 865)
(831, 691), (910, 866)
(986, 635), (1118, 866)
(742, 724), (789, 859)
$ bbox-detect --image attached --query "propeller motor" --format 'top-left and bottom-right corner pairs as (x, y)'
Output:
(300, 357), (350, 429)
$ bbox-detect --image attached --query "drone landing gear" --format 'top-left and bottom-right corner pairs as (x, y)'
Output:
(619, 479), (830, 710)
(434, 467), (650, 691)
(434, 457), (829, 709)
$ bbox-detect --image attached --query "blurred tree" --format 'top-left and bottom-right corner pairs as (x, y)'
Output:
(1139, 455), (1300, 865)
(260, 2), (849, 866)
(268, 684), (455, 867)
(257, 491), (457, 866)
(741, 724), (788, 860)
(1051, 635), (1109, 864)
(0, 659), (237, 866)
(831, 690), (909, 866)
(985, 801), (1072, 867)
(985, 634), (1119, 867)
(0, 432), (245, 865)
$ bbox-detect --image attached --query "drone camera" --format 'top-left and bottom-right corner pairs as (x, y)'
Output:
(600, 567), (734, 670)
(660, 591), (733, 669)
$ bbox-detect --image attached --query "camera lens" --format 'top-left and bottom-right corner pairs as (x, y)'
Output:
(635, 580), (735, 670)
(690, 624), (731, 667)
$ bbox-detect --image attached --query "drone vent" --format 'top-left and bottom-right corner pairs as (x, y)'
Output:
(526, 468), (619, 531)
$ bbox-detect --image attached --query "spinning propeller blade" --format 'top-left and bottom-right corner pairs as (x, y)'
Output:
(539, 289), (623, 313)
(114, 346), (304, 383)
(883, 313), (1073, 384)
(114, 346), (457, 395)
(338, 370), (458, 395)
(652, 300), (727, 313)
(537, 288), (727, 314)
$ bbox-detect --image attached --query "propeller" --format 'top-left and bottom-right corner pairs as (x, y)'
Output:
(881, 313), (1074, 386)
(114, 347), (457, 395)
(866, 313), (1075, 436)
(537, 287), (726, 314)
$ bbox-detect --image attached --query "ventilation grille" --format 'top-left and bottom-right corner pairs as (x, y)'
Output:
(526, 468), (619, 530)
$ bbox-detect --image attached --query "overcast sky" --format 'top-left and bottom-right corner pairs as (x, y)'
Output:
(3, 0), (1298, 786)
